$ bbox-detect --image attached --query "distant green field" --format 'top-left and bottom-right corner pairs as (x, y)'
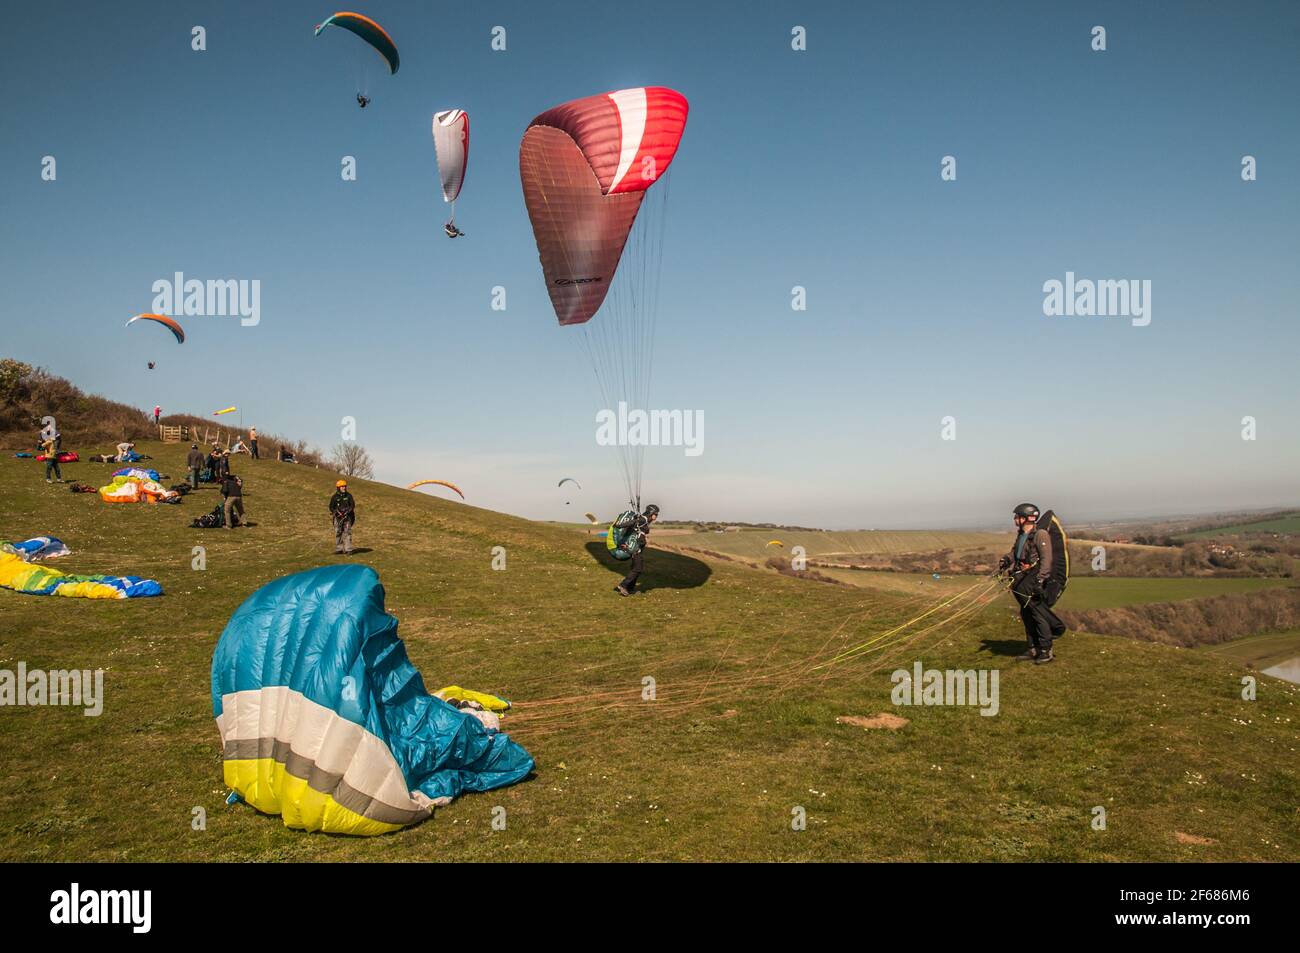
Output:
(1180, 513), (1300, 539)
(665, 528), (1008, 561)
(820, 570), (1293, 611)
(1200, 629), (1300, 670)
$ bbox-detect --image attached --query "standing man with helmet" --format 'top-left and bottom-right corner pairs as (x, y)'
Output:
(999, 503), (1069, 664)
(329, 479), (356, 555)
(615, 504), (660, 596)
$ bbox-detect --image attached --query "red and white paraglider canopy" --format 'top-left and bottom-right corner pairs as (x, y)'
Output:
(520, 87), (688, 327)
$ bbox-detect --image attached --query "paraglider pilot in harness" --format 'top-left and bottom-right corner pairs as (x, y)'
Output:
(357, 93), (371, 109)
(999, 503), (1068, 664)
(614, 504), (659, 596)
(443, 221), (464, 239)
(330, 480), (356, 555)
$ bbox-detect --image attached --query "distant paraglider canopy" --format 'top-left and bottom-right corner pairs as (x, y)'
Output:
(767, 540), (784, 547)
(314, 12), (399, 72)
(125, 313), (184, 344)
(557, 477), (582, 490)
(407, 479), (464, 500)
(520, 87), (688, 510)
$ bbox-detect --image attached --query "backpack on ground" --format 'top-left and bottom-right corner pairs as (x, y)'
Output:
(192, 505), (225, 529)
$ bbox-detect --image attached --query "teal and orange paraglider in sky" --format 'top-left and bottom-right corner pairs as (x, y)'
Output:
(125, 313), (184, 344)
(314, 12), (399, 72)
(315, 11), (398, 107)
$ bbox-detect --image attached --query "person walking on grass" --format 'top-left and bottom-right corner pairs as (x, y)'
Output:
(42, 436), (62, 484)
(187, 443), (204, 490)
(221, 472), (244, 529)
(329, 479), (356, 555)
(615, 504), (660, 596)
(999, 503), (1068, 664)
(249, 427), (259, 460)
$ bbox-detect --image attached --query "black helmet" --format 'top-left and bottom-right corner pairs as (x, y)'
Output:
(1012, 503), (1040, 519)
(643, 503), (660, 517)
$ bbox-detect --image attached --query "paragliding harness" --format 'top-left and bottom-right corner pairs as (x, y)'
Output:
(357, 93), (371, 109)
(606, 510), (645, 561)
(1006, 509), (1069, 607)
(192, 505), (226, 529)
(444, 221), (464, 239)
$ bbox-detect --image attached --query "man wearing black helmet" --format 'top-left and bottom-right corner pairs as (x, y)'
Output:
(615, 504), (659, 596)
(999, 503), (1067, 663)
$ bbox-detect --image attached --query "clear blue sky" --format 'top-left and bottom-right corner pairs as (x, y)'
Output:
(3, 1), (1297, 527)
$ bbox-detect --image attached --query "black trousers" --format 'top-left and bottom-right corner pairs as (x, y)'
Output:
(1013, 576), (1066, 651)
(619, 550), (644, 591)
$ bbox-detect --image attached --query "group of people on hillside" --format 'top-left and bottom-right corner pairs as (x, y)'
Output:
(29, 412), (1069, 647)
(185, 443), (244, 528)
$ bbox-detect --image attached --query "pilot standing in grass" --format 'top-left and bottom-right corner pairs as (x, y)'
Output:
(999, 503), (1065, 664)
(330, 480), (356, 555)
(615, 504), (660, 596)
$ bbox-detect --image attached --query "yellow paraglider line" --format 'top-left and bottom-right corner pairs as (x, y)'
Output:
(810, 576), (1000, 671)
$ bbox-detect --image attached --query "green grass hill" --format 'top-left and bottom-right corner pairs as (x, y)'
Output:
(2, 441), (1298, 861)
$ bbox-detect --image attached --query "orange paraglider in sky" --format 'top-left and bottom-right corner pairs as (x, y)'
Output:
(407, 480), (464, 500)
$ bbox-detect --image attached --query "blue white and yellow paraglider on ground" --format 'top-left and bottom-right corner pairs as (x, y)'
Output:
(211, 564), (533, 835)
(0, 537), (162, 599)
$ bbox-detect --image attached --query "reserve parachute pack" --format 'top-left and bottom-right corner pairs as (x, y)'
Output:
(606, 510), (643, 561)
(1033, 509), (1069, 591)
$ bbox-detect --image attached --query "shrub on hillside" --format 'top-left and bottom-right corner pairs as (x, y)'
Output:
(0, 358), (329, 468)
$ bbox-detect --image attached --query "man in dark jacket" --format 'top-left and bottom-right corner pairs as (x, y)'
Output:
(221, 473), (244, 529)
(329, 480), (356, 554)
(999, 503), (1066, 664)
(615, 504), (659, 596)
(187, 444), (205, 489)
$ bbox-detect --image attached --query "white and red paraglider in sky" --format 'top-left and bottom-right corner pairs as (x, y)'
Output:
(519, 87), (688, 509)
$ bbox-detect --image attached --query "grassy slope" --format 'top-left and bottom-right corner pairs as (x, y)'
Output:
(666, 527), (1009, 560)
(818, 569), (1292, 609)
(1201, 629), (1300, 668)
(1, 443), (1298, 861)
